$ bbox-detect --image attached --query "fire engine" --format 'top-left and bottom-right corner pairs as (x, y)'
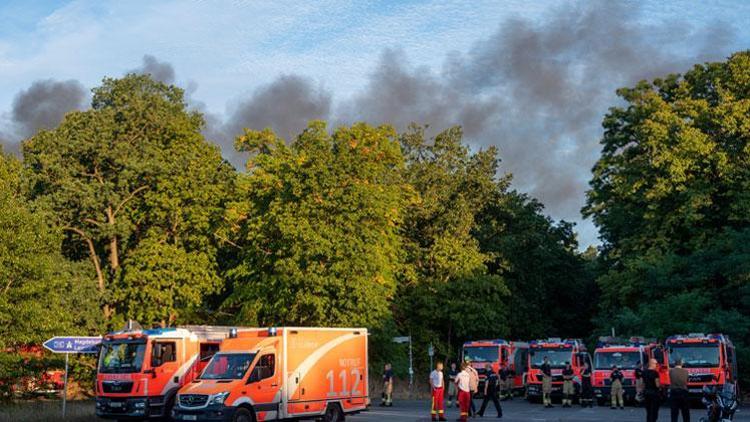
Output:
(665, 333), (739, 397)
(461, 339), (529, 395)
(592, 337), (667, 404)
(96, 322), (234, 420)
(525, 338), (591, 402)
(172, 327), (368, 422)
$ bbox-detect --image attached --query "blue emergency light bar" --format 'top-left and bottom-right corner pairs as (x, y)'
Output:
(142, 327), (177, 335)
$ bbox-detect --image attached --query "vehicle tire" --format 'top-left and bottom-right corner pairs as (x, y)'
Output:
(233, 407), (254, 422)
(323, 403), (344, 422)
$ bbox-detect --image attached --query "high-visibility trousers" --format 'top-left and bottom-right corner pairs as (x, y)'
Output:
(458, 389), (471, 421)
(431, 387), (445, 419)
(611, 380), (624, 407)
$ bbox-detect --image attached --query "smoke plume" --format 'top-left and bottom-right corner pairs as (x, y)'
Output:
(339, 1), (735, 235)
(133, 54), (176, 85)
(0, 79), (87, 153)
(211, 74), (332, 168)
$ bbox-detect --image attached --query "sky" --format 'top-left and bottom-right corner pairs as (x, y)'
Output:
(1, 0), (749, 248)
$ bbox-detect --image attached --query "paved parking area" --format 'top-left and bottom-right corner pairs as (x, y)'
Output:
(349, 399), (748, 421)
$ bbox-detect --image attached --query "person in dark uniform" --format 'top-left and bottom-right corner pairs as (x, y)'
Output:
(477, 364), (503, 418)
(580, 360), (593, 408)
(499, 364), (513, 400)
(447, 362), (459, 407)
(541, 356), (553, 408)
(610, 365), (625, 409)
(381, 363), (394, 407)
(643, 359), (661, 422)
(561, 362), (575, 407)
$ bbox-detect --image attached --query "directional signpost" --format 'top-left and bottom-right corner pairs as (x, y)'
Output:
(43, 336), (101, 418)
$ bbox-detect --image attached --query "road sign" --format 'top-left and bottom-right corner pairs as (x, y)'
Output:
(428, 343), (434, 357)
(43, 335), (102, 419)
(392, 336), (411, 344)
(43, 336), (101, 354)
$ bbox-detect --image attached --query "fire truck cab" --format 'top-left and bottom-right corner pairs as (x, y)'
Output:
(461, 339), (529, 395)
(592, 337), (666, 404)
(96, 323), (232, 420)
(665, 333), (738, 397)
(525, 338), (591, 402)
(173, 327), (368, 422)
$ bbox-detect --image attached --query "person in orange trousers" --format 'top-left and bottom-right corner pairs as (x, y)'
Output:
(455, 362), (472, 422)
(430, 361), (447, 421)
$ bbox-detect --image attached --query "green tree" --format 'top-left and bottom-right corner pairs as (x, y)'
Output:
(584, 51), (750, 380)
(223, 121), (410, 328)
(476, 191), (597, 340)
(394, 125), (510, 361)
(0, 150), (100, 348)
(23, 75), (233, 325)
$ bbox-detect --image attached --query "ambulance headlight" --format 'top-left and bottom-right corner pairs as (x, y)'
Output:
(209, 391), (230, 405)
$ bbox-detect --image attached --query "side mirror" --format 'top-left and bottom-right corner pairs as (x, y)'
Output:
(143, 369), (157, 379)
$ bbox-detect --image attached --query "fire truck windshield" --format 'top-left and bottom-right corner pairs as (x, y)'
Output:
(595, 351), (640, 369)
(668, 343), (720, 368)
(98, 341), (147, 373)
(463, 346), (498, 362)
(200, 352), (256, 380)
(530, 348), (572, 368)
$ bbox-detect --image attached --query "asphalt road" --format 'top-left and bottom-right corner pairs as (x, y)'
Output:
(348, 399), (749, 421)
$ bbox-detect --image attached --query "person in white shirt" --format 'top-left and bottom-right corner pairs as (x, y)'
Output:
(429, 361), (447, 421)
(456, 363), (472, 422)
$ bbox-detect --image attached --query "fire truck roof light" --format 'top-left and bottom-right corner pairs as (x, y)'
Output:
(268, 327), (277, 337)
(229, 328), (238, 338)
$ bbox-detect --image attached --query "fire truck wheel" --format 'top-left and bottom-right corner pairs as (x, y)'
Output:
(323, 403), (344, 422)
(233, 407), (254, 422)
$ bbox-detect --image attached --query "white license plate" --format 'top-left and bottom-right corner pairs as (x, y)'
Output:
(109, 402), (122, 408)
(182, 415), (197, 421)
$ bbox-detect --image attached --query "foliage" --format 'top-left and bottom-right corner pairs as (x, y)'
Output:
(22, 74), (233, 326)
(223, 121), (410, 328)
(585, 51), (750, 382)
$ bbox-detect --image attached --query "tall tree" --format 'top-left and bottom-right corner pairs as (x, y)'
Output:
(0, 150), (100, 348)
(223, 121), (410, 328)
(395, 125), (510, 360)
(584, 51), (750, 376)
(23, 75), (234, 325)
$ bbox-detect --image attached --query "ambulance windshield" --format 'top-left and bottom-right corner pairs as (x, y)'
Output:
(98, 341), (147, 373)
(464, 346), (499, 362)
(200, 352), (256, 380)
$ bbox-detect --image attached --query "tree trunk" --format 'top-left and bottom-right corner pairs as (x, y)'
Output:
(106, 206), (119, 270)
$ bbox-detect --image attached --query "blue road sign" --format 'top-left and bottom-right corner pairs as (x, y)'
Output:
(43, 336), (101, 354)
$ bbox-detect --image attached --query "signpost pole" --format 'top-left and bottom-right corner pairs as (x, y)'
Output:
(62, 352), (69, 418)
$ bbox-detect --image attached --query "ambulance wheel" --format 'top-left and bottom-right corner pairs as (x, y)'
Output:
(233, 407), (254, 422)
(323, 403), (344, 422)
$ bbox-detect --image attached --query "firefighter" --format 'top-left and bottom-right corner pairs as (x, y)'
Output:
(381, 363), (394, 407)
(456, 363), (472, 422)
(499, 364), (513, 400)
(634, 365), (644, 404)
(580, 360), (594, 408)
(464, 357), (479, 417)
(477, 364), (503, 418)
(610, 364), (625, 409)
(561, 361), (575, 407)
(447, 362), (458, 407)
(429, 361), (447, 421)
(541, 356), (553, 408)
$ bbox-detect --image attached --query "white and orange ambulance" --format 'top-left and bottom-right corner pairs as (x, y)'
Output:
(173, 327), (369, 422)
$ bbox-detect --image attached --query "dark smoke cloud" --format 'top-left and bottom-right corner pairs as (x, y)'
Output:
(0, 79), (87, 153)
(11, 79), (87, 139)
(210, 74), (332, 168)
(133, 54), (176, 84)
(339, 1), (736, 235)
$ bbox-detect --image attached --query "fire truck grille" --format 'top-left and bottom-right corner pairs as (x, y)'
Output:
(689, 374), (714, 383)
(536, 374), (564, 382)
(179, 394), (209, 408)
(101, 381), (133, 393)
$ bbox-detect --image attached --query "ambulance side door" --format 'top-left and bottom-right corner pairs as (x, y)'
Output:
(247, 349), (281, 408)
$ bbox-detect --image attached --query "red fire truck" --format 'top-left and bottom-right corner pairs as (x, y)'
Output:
(525, 338), (591, 402)
(665, 333), (739, 398)
(95, 323), (234, 420)
(462, 339), (529, 396)
(592, 337), (667, 405)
